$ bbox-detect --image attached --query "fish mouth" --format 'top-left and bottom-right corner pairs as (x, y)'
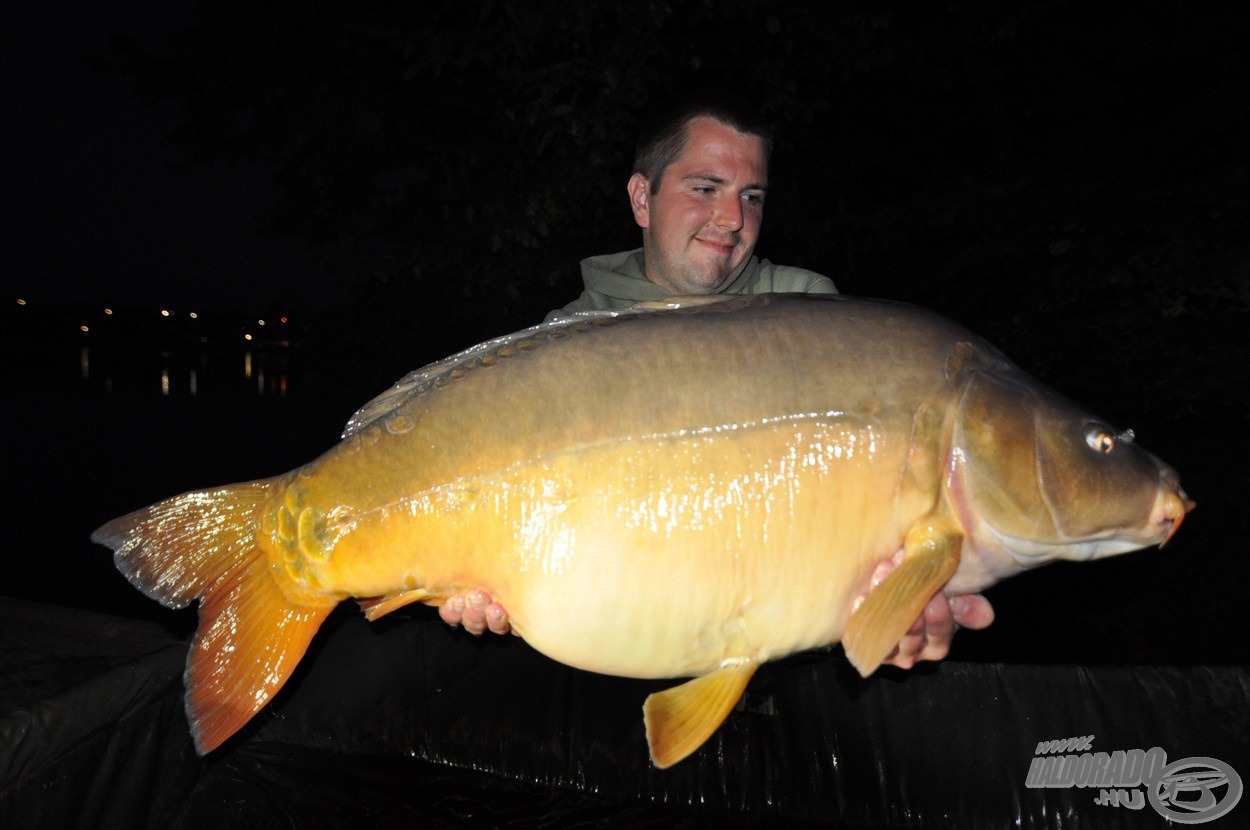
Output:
(1157, 485), (1194, 548)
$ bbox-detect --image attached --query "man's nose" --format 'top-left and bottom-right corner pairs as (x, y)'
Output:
(713, 194), (744, 231)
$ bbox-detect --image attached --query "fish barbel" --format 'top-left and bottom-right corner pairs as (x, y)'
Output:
(92, 294), (1191, 767)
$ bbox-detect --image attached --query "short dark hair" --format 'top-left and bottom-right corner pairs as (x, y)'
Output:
(632, 93), (774, 193)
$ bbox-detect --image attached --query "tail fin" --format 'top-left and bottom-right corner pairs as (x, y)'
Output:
(92, 478), (336, 754)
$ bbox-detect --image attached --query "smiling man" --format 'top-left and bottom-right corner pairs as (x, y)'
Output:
(441, 96), (993, 669)
(544, 101), (835, 320)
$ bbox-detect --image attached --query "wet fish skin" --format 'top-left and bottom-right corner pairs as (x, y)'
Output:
(91, 294), (1191, 766)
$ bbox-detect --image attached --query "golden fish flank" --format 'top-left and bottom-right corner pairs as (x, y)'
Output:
(92, 293), (1191, 768)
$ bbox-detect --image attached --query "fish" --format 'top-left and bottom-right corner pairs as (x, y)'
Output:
(91, 293), (1192, 768)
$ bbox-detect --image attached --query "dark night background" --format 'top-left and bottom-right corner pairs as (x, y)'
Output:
(3, 0), (1248, 705)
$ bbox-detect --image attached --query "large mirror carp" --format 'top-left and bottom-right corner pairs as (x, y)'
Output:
(93, 294), (1191, 767)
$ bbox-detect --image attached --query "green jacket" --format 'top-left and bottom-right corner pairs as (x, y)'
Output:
(545, 249), (837, 322)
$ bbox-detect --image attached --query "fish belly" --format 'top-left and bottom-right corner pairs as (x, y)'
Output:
(312, 417), (927, 681)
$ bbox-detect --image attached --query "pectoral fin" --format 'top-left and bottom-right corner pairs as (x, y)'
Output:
(357, 588), (440, 622)
(843, 516), (963, 677)
(643, 660), (757, 769)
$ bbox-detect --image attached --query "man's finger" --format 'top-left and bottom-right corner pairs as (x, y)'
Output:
(950, 594), (995, 630)
(439, 595), (466, 626)
(485, 602), (512, 635)
(453, 590), (490, 636)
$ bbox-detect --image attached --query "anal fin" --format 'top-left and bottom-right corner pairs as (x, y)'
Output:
(643, 660), (757, 769)
(843, 516), (962, 677)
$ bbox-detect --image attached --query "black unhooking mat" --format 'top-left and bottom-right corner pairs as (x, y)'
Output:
(2, 597), (1247, 829)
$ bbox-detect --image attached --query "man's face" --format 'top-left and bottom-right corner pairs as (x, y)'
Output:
(628, 116), (768, 295)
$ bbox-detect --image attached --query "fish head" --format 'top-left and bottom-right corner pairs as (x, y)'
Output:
(951, 371), (1192, 570)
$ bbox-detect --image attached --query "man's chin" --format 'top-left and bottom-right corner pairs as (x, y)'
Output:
(681, 258), (747, 294)
(675, 271), (734, 295)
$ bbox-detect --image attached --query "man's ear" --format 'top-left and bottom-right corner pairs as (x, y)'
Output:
(627, 173), (651, 229)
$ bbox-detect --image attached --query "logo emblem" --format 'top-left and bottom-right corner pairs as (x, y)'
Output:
(1148, 757), (1242, 824)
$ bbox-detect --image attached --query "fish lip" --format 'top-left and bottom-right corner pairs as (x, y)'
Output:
(1156, 485), (1193, 549)
(1160, 517), (1181, 547)
(1159, 497), (1193, 548)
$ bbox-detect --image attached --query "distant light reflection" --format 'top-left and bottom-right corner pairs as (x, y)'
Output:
(73, 351), (289, 397)
(50, 309), (296, 398)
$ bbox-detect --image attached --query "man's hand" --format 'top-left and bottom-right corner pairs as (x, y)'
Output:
(853, 551), (995, 668)
(438, 589), (515, 636)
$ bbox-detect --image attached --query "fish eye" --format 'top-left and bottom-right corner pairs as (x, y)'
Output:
(1086, 429), (1116, 454)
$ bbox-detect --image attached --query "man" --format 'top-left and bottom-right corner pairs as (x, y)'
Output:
(441, 98), (994, 668)
(543, 102), (835, 319)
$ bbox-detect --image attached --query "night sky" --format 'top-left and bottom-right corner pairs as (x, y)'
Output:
(7, 3), (1247, 324)
(6, 0), (328, 313)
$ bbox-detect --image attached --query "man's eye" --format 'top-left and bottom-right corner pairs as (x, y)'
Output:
(744, 193), (765, 206)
